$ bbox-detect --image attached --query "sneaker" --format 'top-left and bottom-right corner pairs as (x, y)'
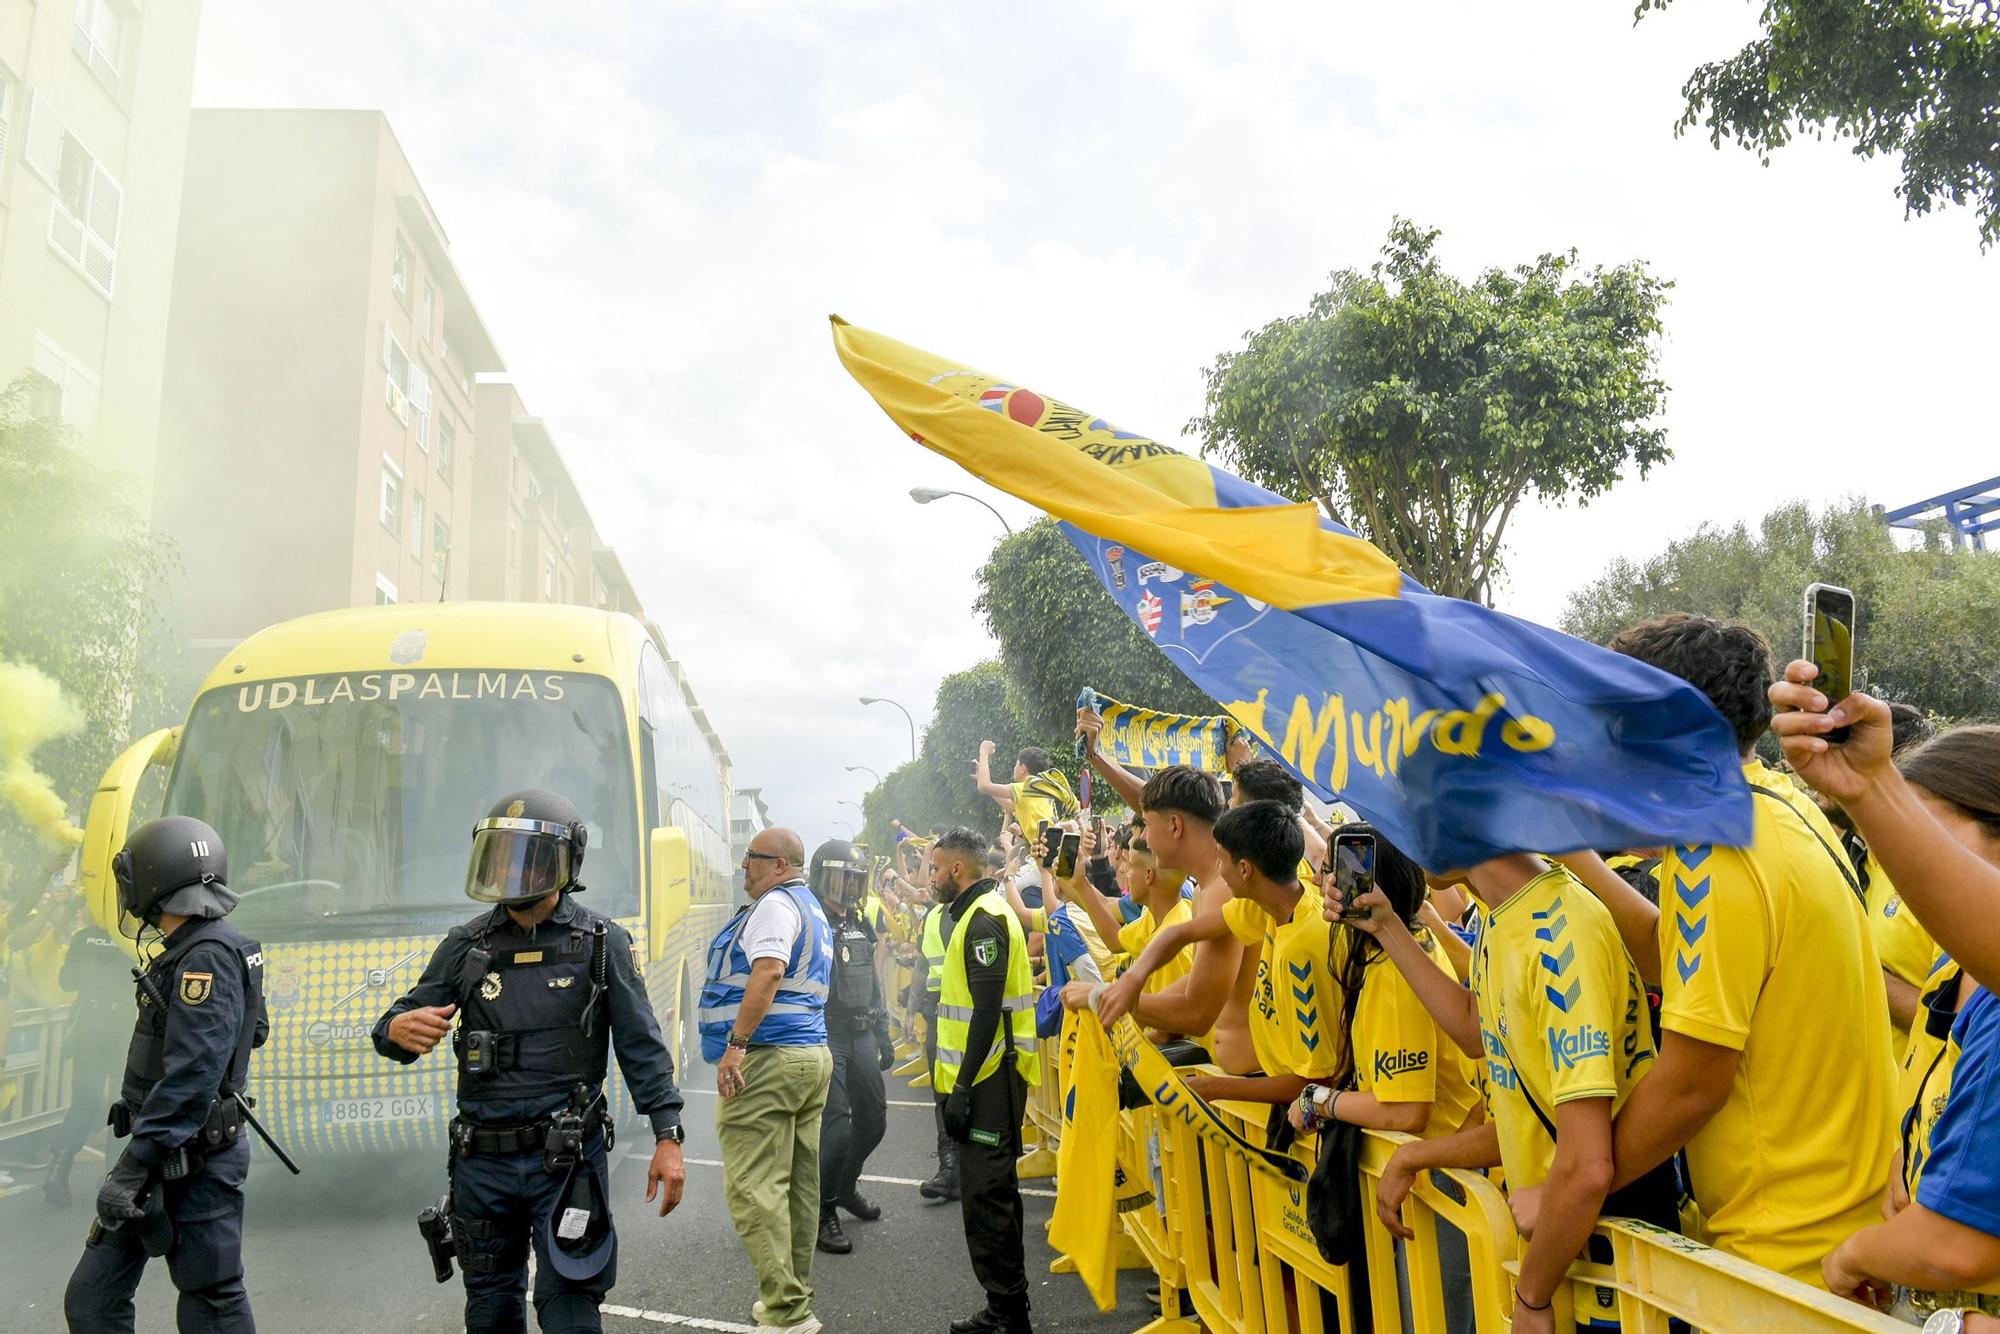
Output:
(752, 1300), (766, 1322)
(835, 1191), (881, 1221)
(769, 1320), (822, 1334)
(815, 1205), (852, 1255)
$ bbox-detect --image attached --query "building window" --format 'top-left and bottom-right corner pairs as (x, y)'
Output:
(436, 413), (455, 483)
(409, 491), (425, 558)
(544, 553), (556, 600)
(409, 361), (431, 450)
(391, 233), (411, 306)
(28, 332), (100, 435)
(375, 573), (398, 606)
(507, 513), (519, 568)
(419, 279), (435, 343)
(381, 323), (410, 422)
(71, 0), (125, 92)
(433, 516), (451, 583)
(0, 75), (15, 181)
(380, 456), (402, 532)
(24, 95), (119, 296)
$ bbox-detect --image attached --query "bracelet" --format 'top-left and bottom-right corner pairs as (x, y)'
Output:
(1517, 1292), (1551, 1312)
(1328, 1090), (1343, 1124)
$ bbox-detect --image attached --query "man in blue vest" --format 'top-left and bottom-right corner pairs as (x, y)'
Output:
(702, 827), (835, 1334)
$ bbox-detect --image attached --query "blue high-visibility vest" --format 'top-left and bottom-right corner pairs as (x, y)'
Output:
(699, 880), (833, 1062)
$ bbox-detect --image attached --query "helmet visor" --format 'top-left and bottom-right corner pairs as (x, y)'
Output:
(466, 818), (573, 905)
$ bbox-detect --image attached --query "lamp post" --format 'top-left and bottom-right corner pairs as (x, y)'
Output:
(837, 799), (863, 813)
(859, 696), (916, 762)
(844, 764), (882, 785)
(909, 486), (1013, 535)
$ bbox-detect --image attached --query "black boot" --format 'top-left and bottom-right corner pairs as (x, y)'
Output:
(815, 1204), (852, 1255)
(949, 1297), (1031, 1334)
(920, 1138), (959, 1202)
(43, 1147), (75, 1210)
(835, 1191), (881, 1221)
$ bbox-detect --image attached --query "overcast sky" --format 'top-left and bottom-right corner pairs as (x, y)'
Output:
(194, 1), (1997, 836)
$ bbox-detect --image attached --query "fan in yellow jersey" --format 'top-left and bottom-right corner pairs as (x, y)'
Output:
(1097, 801), (1340, 1110)
(1589, 613), (1895, 1290)
(1353, 853), (1660, 1334)
(1059, 829), (1195, 1010)
(973, 741), (1078, 846)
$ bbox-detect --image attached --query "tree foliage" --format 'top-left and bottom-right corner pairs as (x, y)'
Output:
(975, 518), (1218, 737)
(1641, 0), (2000, 248)
(1192, 219), (1672, 603)
(1562, 498), (2000, 719)
(0, 379), (178, 866)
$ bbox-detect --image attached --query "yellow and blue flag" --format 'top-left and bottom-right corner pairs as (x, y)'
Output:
(832, 318), (1752, 868)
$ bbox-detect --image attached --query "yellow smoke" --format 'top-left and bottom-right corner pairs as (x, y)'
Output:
(0, 658), (86, 847)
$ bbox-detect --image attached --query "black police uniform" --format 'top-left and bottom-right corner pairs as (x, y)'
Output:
(64, 916), (268, 1333)
(47, 924), (139, 1207)
(373, 892), (683, 1334)
(940, 878), (1031, 1332)
(817, 900), (891, 1242)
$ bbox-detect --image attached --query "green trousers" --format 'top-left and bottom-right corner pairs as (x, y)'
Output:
(716, 1043), (834, 1326)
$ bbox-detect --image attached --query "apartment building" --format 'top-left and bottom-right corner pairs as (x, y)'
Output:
(0, 0), (202, 493)
(153, 109), (503, 647)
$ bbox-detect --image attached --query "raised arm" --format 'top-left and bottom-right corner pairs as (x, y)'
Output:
(1075, 708), (1146, 811)
(973, 739), (1015, 807)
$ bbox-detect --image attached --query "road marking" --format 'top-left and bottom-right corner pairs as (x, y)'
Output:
(602, 1304), (757, 1331)
(651, 1155), (1055, 1199)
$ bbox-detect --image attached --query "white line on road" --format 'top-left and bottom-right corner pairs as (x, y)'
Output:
(601, 1303), (757, 1331)
(645, 1155), (1056, 1199)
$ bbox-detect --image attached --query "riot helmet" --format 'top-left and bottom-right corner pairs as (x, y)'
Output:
(466, 789), (587, 908)
(114, 817), (228, 925)
(808, 837), (867, 912)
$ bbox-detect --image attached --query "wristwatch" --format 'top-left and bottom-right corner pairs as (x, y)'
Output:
(657, 1124), (686, 1145)
(726, 1034), (751, 1051)
(1923, 1310), (1968, 1334)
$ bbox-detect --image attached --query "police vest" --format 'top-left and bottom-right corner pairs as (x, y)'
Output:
(123, 918), (264, 1112)
(920, 903), (950, 996)
(933, 890), (1040, 1095)
(827, 909), (879, 1023)
(699, 881), (832, 1062)
(451, 903), (612, 1104)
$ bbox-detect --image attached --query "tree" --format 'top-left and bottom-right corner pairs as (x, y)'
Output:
(975, 518), (1220, 737)
(1191, 219), (1672, 604)
(1562, 498), (2000, 719)
(1642, 0), (2000, 248)
(0, 380), (178, 868)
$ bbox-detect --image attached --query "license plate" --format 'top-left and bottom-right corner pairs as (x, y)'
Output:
(320, 1095), (434, 1125)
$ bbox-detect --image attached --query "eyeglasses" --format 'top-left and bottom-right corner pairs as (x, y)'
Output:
(743, 851), (784, 864)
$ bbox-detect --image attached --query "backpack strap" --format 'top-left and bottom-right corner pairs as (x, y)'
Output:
(1747, 783), (1862, 902)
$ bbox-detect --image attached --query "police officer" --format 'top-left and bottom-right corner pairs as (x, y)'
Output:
(64, 816), (269, 1334)
(915, 883), (958, 1203)
(44, 909), (134, 1209)
(929, 828), (1040, 1334)
(373, 790), (687, 1334)
(809, 838), (894, 1255)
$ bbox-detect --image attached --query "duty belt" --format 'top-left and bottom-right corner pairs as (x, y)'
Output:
(449, 1103), (610, 1158)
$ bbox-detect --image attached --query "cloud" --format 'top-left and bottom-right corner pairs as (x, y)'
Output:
(190, 1), (2000, 831)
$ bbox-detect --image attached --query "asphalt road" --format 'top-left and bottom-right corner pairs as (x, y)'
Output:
(0, 1065), (1156, 1333)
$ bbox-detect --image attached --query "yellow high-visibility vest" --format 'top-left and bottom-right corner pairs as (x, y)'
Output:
(921, 902), (950, 995)
(933, 890), (1040, 1094)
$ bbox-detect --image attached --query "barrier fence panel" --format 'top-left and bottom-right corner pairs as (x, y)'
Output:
(1027, 1033), (1924, 1334)
(0, 1004), (73, 1145)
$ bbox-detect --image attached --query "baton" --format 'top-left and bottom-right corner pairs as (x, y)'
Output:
(233, 1093), (302, 1175)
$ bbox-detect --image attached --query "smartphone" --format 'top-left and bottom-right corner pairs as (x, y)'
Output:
(1332, 830), (1378, 921)
(1037, 821), (1059, 869)
(1055, 832), (1082, 880)
(1803, 582), (1858, 744)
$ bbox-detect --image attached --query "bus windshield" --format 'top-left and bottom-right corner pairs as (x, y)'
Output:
(163, 669), (639, 938)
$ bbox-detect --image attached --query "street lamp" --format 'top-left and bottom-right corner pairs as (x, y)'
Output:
(909, 486), (1013, 535)
(844, 764), (882, 785)
(837, 799), (863, 812)
(859, 696), (916, 762)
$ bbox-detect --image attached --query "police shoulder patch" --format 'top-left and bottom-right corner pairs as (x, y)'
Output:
(972, 938), (998, 968)
(180, 971), (214, 1006)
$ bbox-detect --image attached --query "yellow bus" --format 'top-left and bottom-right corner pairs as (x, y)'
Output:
(73, 603), (737, 1154)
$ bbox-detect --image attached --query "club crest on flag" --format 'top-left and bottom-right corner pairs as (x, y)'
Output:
(1137, 591), (1163, 637)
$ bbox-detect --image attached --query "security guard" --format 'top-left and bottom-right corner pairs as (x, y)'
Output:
(916, 887), (958, 1202)
(809, 838), (894, 1255)
(929, 828), (1040, 1334)
(373, 790), (687, 1334)
(63, 816), (269, 1334)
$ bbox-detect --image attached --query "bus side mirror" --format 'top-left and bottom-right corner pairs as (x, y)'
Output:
(80, 727), (182, 952)
(648, 827), (691, 958)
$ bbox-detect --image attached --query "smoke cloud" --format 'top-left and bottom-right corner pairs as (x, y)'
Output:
(0, 658), (87, 848)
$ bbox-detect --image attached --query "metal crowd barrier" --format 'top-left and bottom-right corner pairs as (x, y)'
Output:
(0, 1004), (74, 1144)
(1026, 1031), (1911, 1334)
